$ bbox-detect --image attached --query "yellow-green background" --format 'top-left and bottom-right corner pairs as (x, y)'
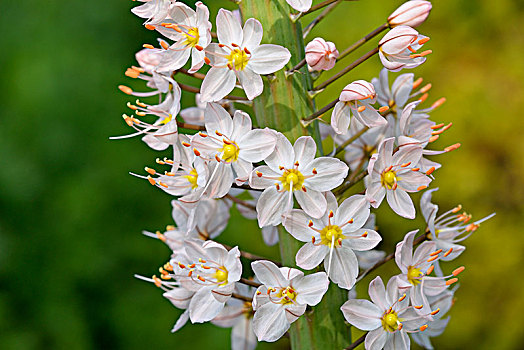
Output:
(0, 0), (522, 349)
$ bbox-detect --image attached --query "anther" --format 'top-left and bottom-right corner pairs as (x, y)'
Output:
(147, 176), (156, 186)
(152, 275), (162, 287)
(256, 171), (263, 177)
(127, 102), (138, 110)
(414, 305), (423, 309)
(431, 123), (445, 130)
(135, 111), (146, 117)
(156, 231), (166, 242)
(244, 47), (251, 54)
(418, 37), (430, 45)
(430, 249), (442, 256)
(427, 255), (439, 262)
(411, 167), (420, 172)
(384, 165), (393, 173)
(198, 258), (206, 263)
(160, 41), (169, 50)
(419, 93), (429, 103)
(420, 325), (428, 332)
(197, 275), (206, 282)
(452, 266), (465, 276)
(398, 294), (406, 302)
(275, 183), (280, 191)
(195, 45), (203, 51)
(312, 236), (316, 244)
(361, 231), (368, 238)
(398, 323), (403, 330)
(188, 264), (196, 268)
(136, 99), (147, 107)
(426, 265), (434, 275)
(182, 142), (191, 147)
(446, 278), (458, 286)
(401, 162), (411, 167)
(329, 211), (334, 218)
(215, 155), (221, 162)
(431, 308), (440, 315)
(159, 181), (168, 188)
(187, 270), (193, 277)
(143, 44), (155, 49)
(204, 57), (211, 65)
(144, 24), (156, 30)
(193, 148), (201, 156)
(215, 131), (223, 136)
(378, 106), (389, 113)
(198, 132), (207, 137)
(443, 248), (453, 257)
(302, 186), (307, 192)
(118, 85), (133, 95)
(308, 220), (314, 227)
(312, 168), (317, 174)
(231, 43), (239, 47)
(413, 77), (423, 89)
(444, 143), (461, 152)
(347, 219), (354, 224)
(357, 106), (366, 113)
(428, 135), (439, 142)
(431, 97), (446, 109)
(417, 185), (428, 191)
(145, 167), (156, 175)
(420, 83), (432, 94)
(452, 204), (463, 213)
(294, 161), (300, 167)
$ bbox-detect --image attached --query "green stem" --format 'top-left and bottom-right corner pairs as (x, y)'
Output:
(240, 1), (349, 348)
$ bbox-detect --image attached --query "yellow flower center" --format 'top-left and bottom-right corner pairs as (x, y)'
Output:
(276, 287), (297, 304)
(214, 268), (228, 284)
(381, 170), (397, 189)
(320, 225), (345, 247)
(184, 168), (199, 189)
(279, 169), (305, 192)
(407, 266), (422, 285)
(221, 143), (239, 162)
(226, 48), (249, 71)
(160, 114), (172, 125)
(382, 311), (399, 332)
(184, 27), (200, 47)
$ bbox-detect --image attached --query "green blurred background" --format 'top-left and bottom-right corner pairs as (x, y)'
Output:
(0, 0), (522, 349)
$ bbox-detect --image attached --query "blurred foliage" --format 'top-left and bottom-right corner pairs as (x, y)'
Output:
(0, 0), (522, 349)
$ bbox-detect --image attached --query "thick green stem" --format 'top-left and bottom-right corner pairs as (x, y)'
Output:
(240, 1), (350, 348)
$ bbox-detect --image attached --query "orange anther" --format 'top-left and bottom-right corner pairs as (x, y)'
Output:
(411, 167), (420, 172)
(357, 105), (366, 113)
(145, 24), (156, 30)
(427, 255), (439, 262)
(426, 265), (434, 275)
(417, 185), (428, 191)
(302, 186), (307, 192)
(143, 44), (155, 49)
(256, 171), (263, 177)
(329, 211), (334, 218)
(431, 97), (446, 109)
(198, 132), (207, 137)
(294, 161), (300, 167)
(398, 294), (406, 302)
(361, 231), (368, 238)
(444, 143), (461, 152)
(153, 275), (162, 287)
(127, 102), (138, 110)
(204, 57), (211, 65)
(164, 263), (173, 271)
(244, 47), (251, 54)
(412, 77), (423, 90)
(147, 176), (156, 186)
(215, 131), (223, 136)
(178, 262), (186, 269)
(202, 265), (211, 269)
(452, 266), (465, 276)
(159, 181), (168, 188)
(160, 41), (169, 50)
(231, 43), (239, 47)
(452, 204), (463, 213)
(187, 270), (193, 277)
(401, 162), (411, 167)
(418, 37), (430, 45)
(275, 183), (280, 191)
(312, 168), (317, 174)
(182, 142), (191, 147)
(145, 167), (156, 175)
(189, 264), (196, 269)
(428, 135), (439, 143)
(420, 83), (432, 94)
(407, 45), (417, 53)
(419, 93), (429, 103)
(312, 236), (316, 244)
(308, 220), (314, 227)
(430, 249), (442, 256)
(414, 305), (423, 310)
(195, 45), (203, 51)
(135, 99), (147, 107)
(165, 158), (174, 165)
(398, 323), (403, 330)
(446, 278), (458, 286)
(156, 232), (166, 242)
(431, 308), (440, 315)
(197, 275), (206, 282)
(125, 68), (140, 79)
(218, 43), (225, 48)
(118, 85), (133, 95)
(215, 155), (221, 162)
(347, 219), (354, 224)
(420, 325), (428, 332)
(431, 123), (445, 130)
(193, 148), (201, 156)
(379, 106), (389, 113)
(443, 248), (453, 257)
(384, 165), (393, 173)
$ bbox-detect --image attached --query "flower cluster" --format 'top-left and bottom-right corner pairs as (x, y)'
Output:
(116, 1), (494, 349)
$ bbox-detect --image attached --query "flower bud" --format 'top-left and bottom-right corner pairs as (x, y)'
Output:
(388, 1), (432, 28)
(305, 38), (339, 71)
(339, 80), (376, 103)
(378, 25), (430, 72)
(136, 48), (162, 73)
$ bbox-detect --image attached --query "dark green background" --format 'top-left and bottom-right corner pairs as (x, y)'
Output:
(1, 0), (522, 349)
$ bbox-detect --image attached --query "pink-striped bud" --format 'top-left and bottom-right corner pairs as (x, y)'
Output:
(305, 38), (339, 71)
(339, 80), (376, 103)
(135, 48), (162, 73)
(388, 1), (432, 28)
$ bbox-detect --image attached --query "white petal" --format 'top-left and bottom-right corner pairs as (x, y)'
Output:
(365, 328), (388, 350)
(331, 101), (351, 134)
(216, 9), (243, 46)
(249, 165), (280, 189)
(261, 225), (279, 246)
(237, 68), (264, 100)
(282, 209), (318, 242)
(251, 260), (287, 287)
(302, 157), (349, 192)
(204, 102), (234, 137)
(200, 67), (236, 102)
(171, 309), (190, 333)
(395, 230), (417, 271)
(231, 318), (257, 350)
(335, 194), (370, 231)
(189, 287), (225, 323)
(286, 0), (313, 12)
(295, 189), (327, 219)
(293, 136), (317, 168)
(265, 133), (294, 171)
(248, 44), (291, 75)
(293, 272), (329, 306)
(242, 18), (263, 51)
(343, 229), (382, 251)
(391, 73), (414, 108)
(256, 186), (288, 227)
(340, 299), (382, 330)
(385, 330), (410, 350)
(352, 104), (387, 127)
(232, 158), (252, 184)
(238, 129), (277, 162)
(325, 246), (359, 289)
(296, 243), (328, 270)
(368, 276), (387, 311)
(387, 189), (416, 219)
(252, 303), (289, 342)
(231, 110), (253, 141)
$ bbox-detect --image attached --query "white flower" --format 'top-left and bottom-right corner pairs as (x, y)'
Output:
(251, 260), (329, 342)
(250, 134), (349, 227)
(283, 192), (381, 289)
(173, 240), (242, 323)
(365, 137), (431, 219)
(378, 25), (431, 72)
(155, 1), (212, 73)
(331, 80), (388, 134)
(341, 276), (430, 350)
(305, 37), (339, 71)
(388, 1), (432, 28)
(200, 9), (291, 101)
(191, 103), (277, 198)
(286, 0), (312, 13)
(131, 0), (171, 24)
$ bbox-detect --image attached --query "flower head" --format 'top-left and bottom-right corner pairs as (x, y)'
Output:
(378, 25), (431, 72)
(388, 1), (432, 28)
(305, 37), (339, 71)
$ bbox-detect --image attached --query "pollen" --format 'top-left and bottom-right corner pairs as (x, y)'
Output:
(320, 225), (345, 247)
(221, 143), (239, 162)
(184, 27), (200, 47)
(279, 168), (305, 192)
(226, 48), (249, 71)
(407, 266), (422, 285)
(184, 168), (199, 189)
(381, 170), (397, 190)
(382, 311), (399, 332)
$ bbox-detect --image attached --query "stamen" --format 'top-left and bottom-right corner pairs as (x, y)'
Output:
(413, 77), (423, 89)
(452, 266), (465, 276)
(420, 325), (428, 332)
(118, 85), (133, 95)
(147, 176), (156, 186)
(420, 83), (432, 94)
(431, 97), (447, 109)
(430, 249), (442, 256)
(426, 265), (434, 275)
(446, 278), (458, 286)
(431, 308), (440, 315)
(444, 143), (461, 152)
(417, 185), (428, 191)
(443, 248), (453, 257)
(379, 106), (389, 113)
(357, 106), (366, 112)
(419, 93), (429, 103)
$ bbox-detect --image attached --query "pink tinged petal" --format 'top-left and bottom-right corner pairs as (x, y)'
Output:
(191, 133), (222, 156)
(412, 241), (437, 269)
(340, 299), (383, 331)
(365, 181), (386, 209)
(142, 134), (169, 151)
(335, 194), (370, 231)
(410, 284), (432, 316)
(204, 102), (234, 137)
(242, 18), (263, 51)
(232, 158), (252, 184)
(293, 136), (317, 168)
(200, 67), (236, 102)
(391, 73), (414, 108)
(231, 317), (257, 350)
(379, 26), (418, 55)
(231, 110), (253, 141)
(212, 283), (235, 303)
(325, 191), (339, 214)
(153, 121), (178, 145)
(282, 209), (317, 242)
(248, 44), (291, 75)
(387, 189), (416, 219)
(379, 51), (405, 72)
(352, 104), (387, 127)
(189, 47), (205, 73)
(387, 275), (411, 307)
(388, 1), (432, 28)
(331, 101), (351, 134)
(237, 68), (264, 100)
(286, 0), (313, 12)
(293, 272), (329, 306)
(238, 129), (277, 162)
(251, 260), (288, 288)
(284, 304), (307, 323)
(436, 241), (465, 262)
(212, 305), (244, 328)
(343, 229), (382, 251)
(376, 137), (395, 171)
(256, 186), (288, 227)
(365, 328), (388, 350)
(340, 80), (376, 102)
(392, 144), (423, 169)
(206, 162), (234, 198)
(205, 43), (228, 66)
(302, 157), (349, 192)
(395, 230), (417, 272)
(399, 307), (429, 331)
(189, 287), (225, 323)
(171, 309), (190, 333)
(296, 243), (328, 270)
(422, 276), (448, 297)
(295, 189), (327, 219)
(163, 288), (195, 309)
(169, 3), (196, 25)
(280, 266), (304, 281)
(157, 47), (191, 72)
(252, 302), (289, 342)
(420, 187), (439, 224)
(216, 9), (243, 47)
(325, 246), (359, 290)
(368, 276), (388, 311)
(249, 165), (280, 189)
(265, 133), (294, 171)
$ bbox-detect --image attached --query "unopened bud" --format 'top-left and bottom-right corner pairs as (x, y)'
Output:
(305, 37), (339, 71)
(388, 1), (432, 28)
